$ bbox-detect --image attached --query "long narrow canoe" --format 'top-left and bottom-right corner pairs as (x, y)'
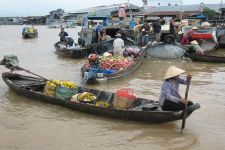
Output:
(81, 48), (145, 82)
(2, 72), (200, 123)
(54, 42), (86, 58)
(185, 53), (225, 63)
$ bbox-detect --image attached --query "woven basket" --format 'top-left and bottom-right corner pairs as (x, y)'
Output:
(113, 96), (135, 109)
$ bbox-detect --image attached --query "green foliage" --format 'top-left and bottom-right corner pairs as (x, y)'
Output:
(202, 7), (217, 20)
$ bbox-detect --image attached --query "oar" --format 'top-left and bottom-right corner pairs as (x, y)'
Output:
(181, 76), (192, 133)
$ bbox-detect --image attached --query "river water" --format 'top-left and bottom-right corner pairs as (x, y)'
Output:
(0, 25), (225, 150)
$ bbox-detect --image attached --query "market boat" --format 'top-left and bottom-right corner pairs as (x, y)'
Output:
(86, 38), (137, 55)
(185, 52), (225, 63)
(2, 72), (200, 123)
(81, 47), (145, 83)
(54, 41), (86, 58)
(182, 26), (218, 52)
(22, 27), (38, 38)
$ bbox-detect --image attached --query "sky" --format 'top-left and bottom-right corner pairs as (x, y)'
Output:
(0, 0), (223, 17)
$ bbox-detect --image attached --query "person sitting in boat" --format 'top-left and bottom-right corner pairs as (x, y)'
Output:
(180, 27), (199, 45)
(186, 40), (204, 55)
(113, 33), (124, 56)
(65, 37), (74, 47)
(159, 66), (193, 111)
(59, 27), (68, 43)
(101, 29), (111, 41)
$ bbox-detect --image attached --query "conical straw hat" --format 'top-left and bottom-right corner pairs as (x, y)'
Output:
(190, 40), (198, 45)
(192, 27), (199, 30)
(164, 66), (185, 79)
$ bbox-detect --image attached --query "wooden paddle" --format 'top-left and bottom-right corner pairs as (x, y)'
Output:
(181, 76), (192, 133)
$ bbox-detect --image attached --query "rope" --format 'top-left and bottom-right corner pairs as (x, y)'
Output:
(84, 67), (103, 85)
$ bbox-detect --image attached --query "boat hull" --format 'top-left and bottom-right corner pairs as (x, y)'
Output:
(81, 48), (145, 82)
(185, 53), (225, 63)
(54, 42), (86, 58)
(2, 72), (200, 123)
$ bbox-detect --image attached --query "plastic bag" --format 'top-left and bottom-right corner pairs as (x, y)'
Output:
(56, 86), (78, 100)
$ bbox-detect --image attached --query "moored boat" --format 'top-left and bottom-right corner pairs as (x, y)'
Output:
(182, 26), (218, 52)
(54, 41), (86, 58)
(87, 37), (137, 55)
(2, 72), (200, 123)
(185, 52), (225, 63)
(22, 27), (38, 38)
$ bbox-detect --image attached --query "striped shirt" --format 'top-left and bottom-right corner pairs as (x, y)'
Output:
(159, 78), (187, 106)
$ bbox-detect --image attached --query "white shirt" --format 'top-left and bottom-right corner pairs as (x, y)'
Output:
(113, 38), (124, 56)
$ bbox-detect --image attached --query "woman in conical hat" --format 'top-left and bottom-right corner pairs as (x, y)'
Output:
(159, 66), (193, 111)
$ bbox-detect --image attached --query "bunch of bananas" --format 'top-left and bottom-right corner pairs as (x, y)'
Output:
(46, 81), (57, 88)
(78, 92), (96, 102)
(95, 101), (110, 108)
(48, 80), (78, 89)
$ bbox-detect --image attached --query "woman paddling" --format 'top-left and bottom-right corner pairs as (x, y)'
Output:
(159, 66), (193, 111)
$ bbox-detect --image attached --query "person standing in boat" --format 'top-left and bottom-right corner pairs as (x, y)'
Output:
(141, 21), (150, 46)
(152, 19), (161, 42)
(159, 66), (193, 111)
(96, 24), (103, 43)
(169, 17), (178, 37)
(113, 33), (124, 56)
(118, 4), (126, 22)
(59, 27), (68, 43)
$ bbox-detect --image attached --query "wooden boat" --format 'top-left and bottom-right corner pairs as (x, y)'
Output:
(22, 28), (38, 38)
(185, 52), (225, 63)
(54, 42), (86, 58)
(87, 38), (136, 55)
(2, 72), (200, 123)
(81, 47), (145, 83)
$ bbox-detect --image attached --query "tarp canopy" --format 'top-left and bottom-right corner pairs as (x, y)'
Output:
(0, 54), (19, 68)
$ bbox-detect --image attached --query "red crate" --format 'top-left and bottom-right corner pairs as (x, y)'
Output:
(191, 33), (213, 39)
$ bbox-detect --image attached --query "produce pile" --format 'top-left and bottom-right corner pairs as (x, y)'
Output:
(71, 92), (96, 103)
(123, 47), (141, 58)
(99, 56), (134, 71)
(50, 80), (77, 88)
(95, 101), (110, 108)
(44, 80), (78, 97)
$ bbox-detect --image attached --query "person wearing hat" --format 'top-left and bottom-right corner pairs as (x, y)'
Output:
(180, 27), (199, 45)
(159, 66), (193, 111)
(113, 33), (124, 56)
(186, 40), (204, 55)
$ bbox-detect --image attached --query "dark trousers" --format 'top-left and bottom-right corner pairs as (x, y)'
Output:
(162, 99), (193, 111)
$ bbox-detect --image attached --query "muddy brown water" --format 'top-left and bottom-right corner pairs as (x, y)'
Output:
(0, 25), (225, 150)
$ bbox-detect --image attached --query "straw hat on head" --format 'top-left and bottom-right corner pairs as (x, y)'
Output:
(164, 66), (185, 79)
(192, 27), (199, 30)
(115, 33), (122, 37)
(190, 40), (198, 45)
(120, 4), (126, 8)
(201, 22), (210, 27)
